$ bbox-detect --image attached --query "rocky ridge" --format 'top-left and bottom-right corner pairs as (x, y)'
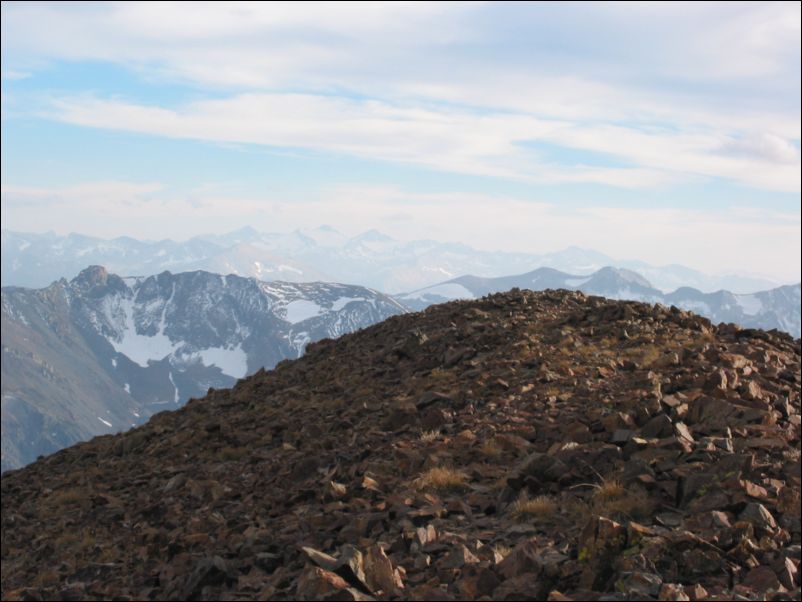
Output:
(398, 267), (801, 339)
(1, 289), (800, 600)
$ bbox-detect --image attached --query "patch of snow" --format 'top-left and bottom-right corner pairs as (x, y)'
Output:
(111, 357), (117, 368)
(331, 296), (365, 311)
(18, 241), (30, 251)
(405, 283), (475, 301)
(168, 371), (180, 403)
(284, 299), (322, 323)
(98, 417), (113, 427)
(736, 294), (763, 316)
(124, 383), (130, 394)
(422, 266), (454, 277)
(194, 344), (248, 378)
(2, 299), (30, 325)
(290, 331), (311, 358)
(590, 287), (652, 302)
(108, 295), (180, 367)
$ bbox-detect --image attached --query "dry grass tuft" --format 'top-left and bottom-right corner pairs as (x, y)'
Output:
(569, 480), (653, 520)
(592, 479), (626, 502)
(419, 430), (439, 443)
(510, 495), (557, 521)
(493, 544), (512, 562)
(594, 487), (653, 519)
(480, 438), (503, 458)
(638, 345), (663, 368)
(413, 467), (469, 492)
(429, 368), (452, 380)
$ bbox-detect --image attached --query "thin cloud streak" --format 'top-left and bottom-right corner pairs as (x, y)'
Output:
(47, 92), (800, 192)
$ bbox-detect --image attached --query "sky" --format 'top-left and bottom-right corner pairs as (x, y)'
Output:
(1, 1), (800, 282)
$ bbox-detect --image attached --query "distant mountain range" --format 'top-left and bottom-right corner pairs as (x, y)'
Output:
(398, 266), (801, 338)
(1, 227), (783, 294)
(1, 266), (406, 471)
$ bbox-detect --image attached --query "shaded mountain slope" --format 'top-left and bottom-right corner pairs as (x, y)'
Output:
(1, 282), (141, 472)
(1, 289), (800, 600)
(2, 266), (406, 471)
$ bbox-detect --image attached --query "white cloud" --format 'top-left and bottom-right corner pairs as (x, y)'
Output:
(47, 92), (800, 192)
(1, 69), (31, 80)
(2, 2), (799, 193)
(719, 133), (800, 164)
(1, 181), (164, 207)
(1, 2), (479, 87)
(592, 2), (801, 79)
(3, 2), (798, 87)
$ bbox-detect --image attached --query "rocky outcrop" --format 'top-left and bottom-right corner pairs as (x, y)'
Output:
(1, 289), (800, 600)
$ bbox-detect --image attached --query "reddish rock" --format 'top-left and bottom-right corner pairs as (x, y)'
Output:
(778, 556), (799, 589)
(685, 583), (708, 600)
(421, 408), (452, 430)
(642, 414), (674, 438)
(674, 421), (694, 442)
(454, 565), (500, 599)
(658, 583), (690, 600)
(440, 544), (480, 569)
(742, 565), (781, 591)
(493, 573), (547, 601)
(739, 503), (778, 531)
(704, 369), (728, 393)
(296, 566), (354, 601)
(497, 538), (546, 580)
(364, 545), (403, 594)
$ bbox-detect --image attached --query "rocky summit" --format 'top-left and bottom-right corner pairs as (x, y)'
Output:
(1, 289), (800, 601)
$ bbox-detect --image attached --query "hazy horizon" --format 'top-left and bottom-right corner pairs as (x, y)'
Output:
(3, 224), (798, 288)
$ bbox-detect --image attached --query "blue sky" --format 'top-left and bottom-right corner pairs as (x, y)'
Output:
(1, 1), (800, 281)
